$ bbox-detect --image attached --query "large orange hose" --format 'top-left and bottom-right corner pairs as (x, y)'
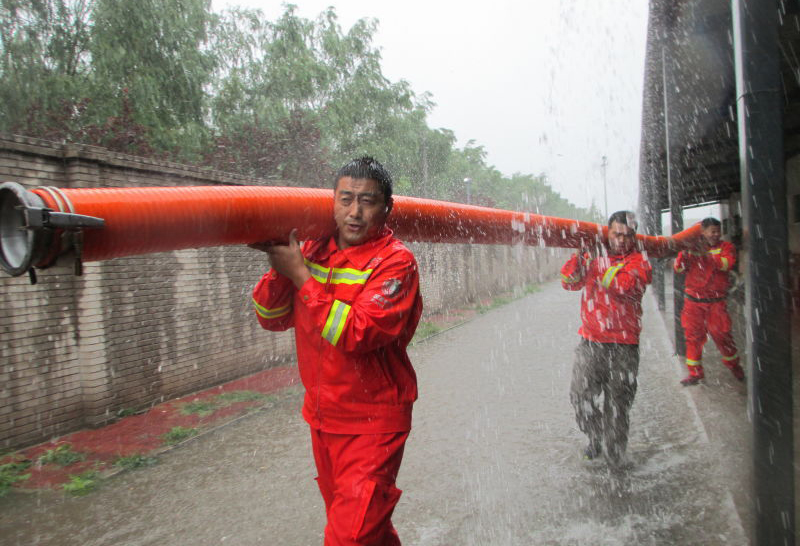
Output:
(25, 185), (698, 267)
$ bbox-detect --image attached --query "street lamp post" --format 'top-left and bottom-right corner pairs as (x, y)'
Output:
(601, 155), (608, 219)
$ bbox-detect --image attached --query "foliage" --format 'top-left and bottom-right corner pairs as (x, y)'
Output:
(411, 321), (443, 343)
(62, 470), (99, 495)
(161, 426), (197, 445)
(116, 407), (137, 418)
(181, 399), (218, 417)
(476, 295), (513, 314)
(520, 283), (542, 296)
(88, 0), (214, 155)
(180, 390), (269, 416)
(0, 0), (597, 219)
(113, 454), (158, 470)
(38, 444), (85, 466)
(0, 460), (31, 496)
(216, 390), (268, 404)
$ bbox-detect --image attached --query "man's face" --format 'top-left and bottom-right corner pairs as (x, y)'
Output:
(334, 176), (389, 250)
(702, 225), (721, 247)
(608, 221), (636, 254)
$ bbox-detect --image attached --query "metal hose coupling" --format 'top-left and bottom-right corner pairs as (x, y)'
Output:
(0, 182), (105, 282)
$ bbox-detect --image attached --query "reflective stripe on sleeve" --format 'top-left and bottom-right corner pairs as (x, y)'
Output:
(561, 272), (581, 284)
(601, 263), (624, 289)
(252, 298), (291, 319)
(720, 257), (729, 271)
(322, 300), (351, 346)
(722, 353), (739, 361)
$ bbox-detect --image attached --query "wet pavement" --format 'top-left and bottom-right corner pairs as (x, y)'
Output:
(0, 279), (750, 545)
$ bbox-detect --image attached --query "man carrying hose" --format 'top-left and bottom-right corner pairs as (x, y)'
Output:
(561, 211), (652, 468)
(673, 217), (744, 386)
(250, 157), (422, 545)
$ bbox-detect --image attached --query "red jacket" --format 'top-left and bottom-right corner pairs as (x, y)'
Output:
(561, 249), (652, 344)
(673, 241), (735, 299)
(252, 227), (422, 434)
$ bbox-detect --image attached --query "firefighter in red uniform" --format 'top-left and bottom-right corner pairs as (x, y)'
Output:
(673, 217), (744, 386)
(250, 157), (422, 545)
(561, 211), (652, 467)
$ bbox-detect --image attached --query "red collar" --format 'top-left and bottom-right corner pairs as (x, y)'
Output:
(315, 226), (394, 269)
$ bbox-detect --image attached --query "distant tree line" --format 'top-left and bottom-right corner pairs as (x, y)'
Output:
(0, 0), (601, 220)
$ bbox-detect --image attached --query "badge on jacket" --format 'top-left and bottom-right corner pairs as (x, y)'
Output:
(382, 278), (402, 298)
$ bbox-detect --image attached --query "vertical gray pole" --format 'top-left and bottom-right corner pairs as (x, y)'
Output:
(663, 46), (686, 357)
(602, 155), (608, 219)
(732, 0), (794, 543)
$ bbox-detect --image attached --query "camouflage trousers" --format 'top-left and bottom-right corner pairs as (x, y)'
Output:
(570, 338), (640, 465)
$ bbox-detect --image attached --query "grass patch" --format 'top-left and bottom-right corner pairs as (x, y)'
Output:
(0, 460), (31, 496)
(181, 391), (269, 416)
(116, 408), (137, 418)
(180, 399), (218, 416)
(162, 426), (197, 446)
(216, 391), (268, 404)
(412, 321), (443, 342)
(113, 454), (158, 470)
(63, 470), (99, 496)
(477, 295), (513, 314)
(38, 444), (85, 467)
(521, 283), (541, 295)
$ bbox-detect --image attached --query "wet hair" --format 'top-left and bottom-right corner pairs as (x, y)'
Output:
(607, 210), (638, 232)
(701, 217), (721, 228)
(334, 156), (393, 204)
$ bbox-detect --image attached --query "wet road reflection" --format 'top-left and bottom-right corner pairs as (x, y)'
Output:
(0, 280), (749, 545)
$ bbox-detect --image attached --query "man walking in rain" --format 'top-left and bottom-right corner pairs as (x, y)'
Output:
(561, 211), (652, 467)
(673, 217), (744, 386)
(250, 157), (422, 545)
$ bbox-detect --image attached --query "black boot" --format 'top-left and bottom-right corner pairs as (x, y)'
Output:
(583, 439), (602, 460)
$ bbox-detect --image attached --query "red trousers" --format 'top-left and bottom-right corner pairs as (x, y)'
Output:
(681, 299), (739, 370)
(310, 428), (408, 546)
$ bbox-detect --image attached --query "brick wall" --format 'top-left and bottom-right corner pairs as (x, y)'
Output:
(0, 134), (566, 450)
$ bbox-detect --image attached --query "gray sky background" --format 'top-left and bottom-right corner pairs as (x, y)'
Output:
(211, 0), (650, 215)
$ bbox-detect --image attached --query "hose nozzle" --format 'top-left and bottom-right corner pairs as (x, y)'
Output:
(0, 182), (104, 277)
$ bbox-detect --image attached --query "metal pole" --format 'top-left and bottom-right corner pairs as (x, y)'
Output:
(662, 45), (685, 357)
(601, 155), (608, 219)
(732, 0), (794, 543)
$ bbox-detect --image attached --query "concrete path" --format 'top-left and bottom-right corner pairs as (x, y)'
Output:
(0, 279), (750, 545)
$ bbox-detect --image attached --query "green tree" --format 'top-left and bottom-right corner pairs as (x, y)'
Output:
(0, 0), (93, 134)
(89, 0), (214, 155)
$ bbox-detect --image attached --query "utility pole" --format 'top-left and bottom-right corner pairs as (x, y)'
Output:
(601, 155), (608, 219)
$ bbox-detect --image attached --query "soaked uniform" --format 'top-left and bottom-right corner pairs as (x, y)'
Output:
(253, 227), (422, 545)
(561, 248), (652, 465)
(673, 241), (742, 382)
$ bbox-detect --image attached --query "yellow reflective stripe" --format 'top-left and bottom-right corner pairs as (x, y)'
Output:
(561, 273), (580, 283)
(709, 248), (721, 255)
(322, 300), (351, 346)
(304, 260), (373, 285)
(331, 266), (373, 285)
(252, 298), (291, 319)
(720, 257), (729, 271)
(601, 264), (624, 289)
(305, 259), (329, 283)
(722, 353), (739, 361)
(686, 358), (702, 367)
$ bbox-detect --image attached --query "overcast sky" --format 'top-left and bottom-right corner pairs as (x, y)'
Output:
(211, 0), (650, 216)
